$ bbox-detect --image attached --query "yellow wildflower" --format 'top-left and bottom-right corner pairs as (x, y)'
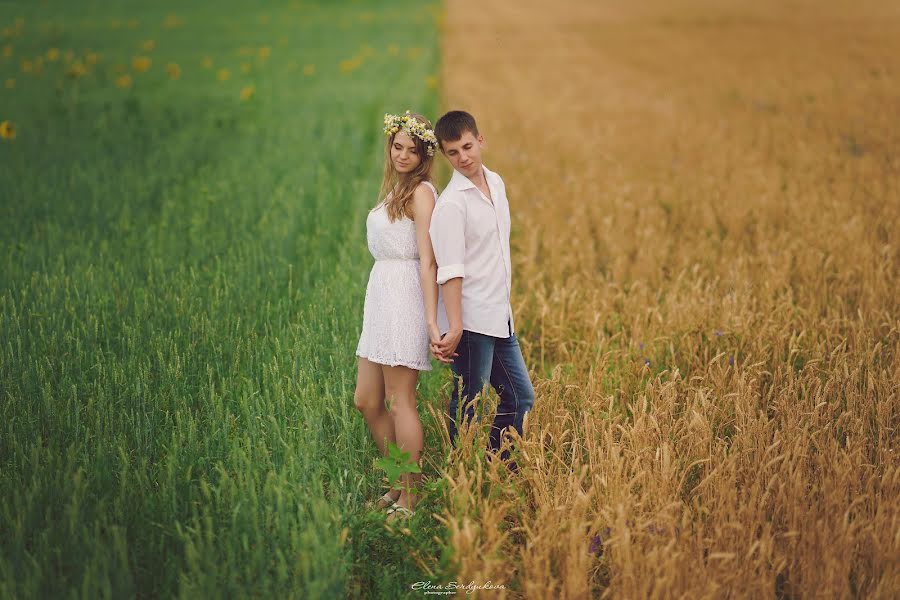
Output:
(142, 39), (155, 52)
(166, 63), (181, 80)
(303, 64), (315, 76)
(239, 85), (254, 101)
(258, 46), (271, 60)
(339, 57), (362, 74)
(201, 56), (213, 69)
(1, 120), (17, 140)
(46, 48), (60, 61)
(217, 68), (230, 81)
(132, 56), (151, 73)
(5, 78), (14, 89)
(127, 19), (139, 29)
(66, 61), (88, 79)
(20, 58), (32, 73)
(163, 14), (184, 29)
(115, 74), (132, 89)
(2, 45), (11, 58)
(86, 51), (99, 65)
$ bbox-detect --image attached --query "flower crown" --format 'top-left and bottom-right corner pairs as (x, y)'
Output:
(383, 110), (438, 156)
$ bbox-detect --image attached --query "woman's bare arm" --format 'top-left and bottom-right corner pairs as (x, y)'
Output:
(410, 184), (440, 334)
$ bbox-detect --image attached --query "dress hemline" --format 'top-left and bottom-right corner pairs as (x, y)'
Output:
(355, 352), (433, 372)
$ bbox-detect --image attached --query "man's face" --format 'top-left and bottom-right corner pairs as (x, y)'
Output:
(440, 131), (484, 179)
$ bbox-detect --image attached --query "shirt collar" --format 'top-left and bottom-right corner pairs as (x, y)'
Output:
(448, 165), (495, 192)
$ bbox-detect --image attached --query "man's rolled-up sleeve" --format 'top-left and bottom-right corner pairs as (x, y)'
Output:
(429, 203), (466, 285)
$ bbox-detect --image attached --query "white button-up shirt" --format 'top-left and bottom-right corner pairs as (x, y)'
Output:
(429, 165), (515, 338)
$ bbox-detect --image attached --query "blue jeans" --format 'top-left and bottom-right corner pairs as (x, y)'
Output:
(447, 320), (535, 463)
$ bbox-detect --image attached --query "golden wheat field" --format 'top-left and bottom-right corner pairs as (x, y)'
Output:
(434, 0), (899, 597)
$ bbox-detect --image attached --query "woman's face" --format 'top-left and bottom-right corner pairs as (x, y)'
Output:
(390, 130), (422, 174)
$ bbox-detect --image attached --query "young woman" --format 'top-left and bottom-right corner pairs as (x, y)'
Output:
(354, 111), (453, 522)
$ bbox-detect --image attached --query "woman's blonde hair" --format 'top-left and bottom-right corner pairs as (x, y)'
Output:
(377, 113), (435, 222)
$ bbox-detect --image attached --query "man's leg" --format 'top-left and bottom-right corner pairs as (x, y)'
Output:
(488, 325), (535, 464)
(448, 330), (495, 447)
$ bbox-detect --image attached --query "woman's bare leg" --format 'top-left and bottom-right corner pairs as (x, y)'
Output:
(354, 357), (401, 501)
(382, 364), (423, 511)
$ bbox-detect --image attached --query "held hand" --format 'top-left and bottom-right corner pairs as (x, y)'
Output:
(433, 328), (462, 364)
(429, 324), (457, 364)
(430, 342), (454, 364)
(428, 323), (452, 365)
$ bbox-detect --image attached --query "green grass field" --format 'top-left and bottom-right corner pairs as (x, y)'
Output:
(1, 2), (453, 597)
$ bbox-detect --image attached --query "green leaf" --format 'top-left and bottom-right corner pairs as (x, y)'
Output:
(374, 442), (422, 485)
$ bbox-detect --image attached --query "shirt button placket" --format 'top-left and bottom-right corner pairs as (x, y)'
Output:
(490, 197), (512, 337)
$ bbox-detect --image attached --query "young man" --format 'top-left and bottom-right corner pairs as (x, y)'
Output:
(428, 110), (535, 470)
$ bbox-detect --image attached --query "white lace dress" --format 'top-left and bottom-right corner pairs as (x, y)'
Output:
(355, 182), (439, 371)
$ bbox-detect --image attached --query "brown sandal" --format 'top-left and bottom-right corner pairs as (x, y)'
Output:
(385, 502), (415, 523)
(366, 491), (400, 511)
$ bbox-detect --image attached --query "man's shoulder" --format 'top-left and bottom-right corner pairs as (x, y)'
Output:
(436, 186), (467, 208)
(483, 165), (506, 188)
(431, 189), (466, 228)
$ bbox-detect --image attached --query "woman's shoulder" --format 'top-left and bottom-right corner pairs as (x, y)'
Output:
(415, 180), (438, 194)
(405, 181), (438, 221)
(415, 181), (440, 204)
(413, 181), (439, 204)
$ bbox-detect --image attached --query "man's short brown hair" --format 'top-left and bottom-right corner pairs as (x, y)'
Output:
(434, 110), (479, 150)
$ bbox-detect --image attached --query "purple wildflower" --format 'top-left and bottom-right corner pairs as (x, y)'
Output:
(589, 528), (610, 557)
